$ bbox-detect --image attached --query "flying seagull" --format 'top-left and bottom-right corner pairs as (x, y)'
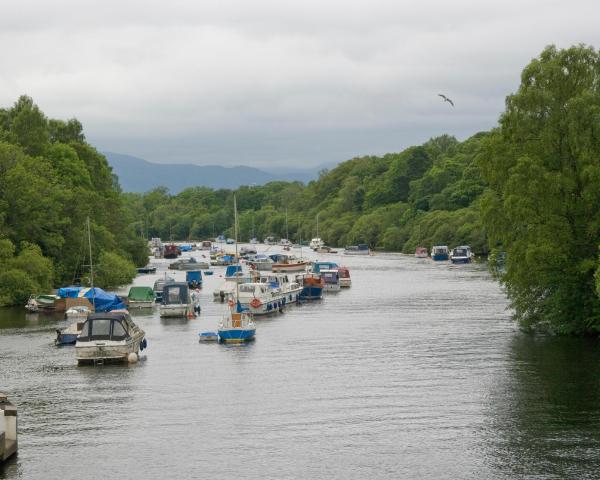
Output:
(438, 93), (454, 107)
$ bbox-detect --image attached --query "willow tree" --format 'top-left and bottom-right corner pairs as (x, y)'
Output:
(479, 44), (600, 334)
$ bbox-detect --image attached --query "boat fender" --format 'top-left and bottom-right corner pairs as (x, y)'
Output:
(250, 298), (262, 309)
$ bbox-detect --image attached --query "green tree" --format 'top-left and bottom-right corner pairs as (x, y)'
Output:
(94, 251), (137, 289)
(479, 44), (600, 334)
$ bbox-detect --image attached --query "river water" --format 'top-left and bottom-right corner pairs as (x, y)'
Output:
(1, 248), (600, 479)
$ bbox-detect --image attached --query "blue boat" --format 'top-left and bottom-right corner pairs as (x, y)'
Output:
(198, 331), (218, 342)
(298, 274), (324, 300)
(186, 270), (203, 289)
(225, 265), (243, 279)
(431, 245), (450, 261)
(312, 261), (339, 273)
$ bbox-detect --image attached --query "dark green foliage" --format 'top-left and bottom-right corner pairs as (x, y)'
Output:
(479, 44), (600, 334)
(0, 96), (146, 305)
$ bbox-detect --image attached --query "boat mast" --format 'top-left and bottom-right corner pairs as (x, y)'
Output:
(285, 208), (289, 241)
(316, 212), (320, 238)
(86, 216), (95, 305)
(234, 194), (239, 308)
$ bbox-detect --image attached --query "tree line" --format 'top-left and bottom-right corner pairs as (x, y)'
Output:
(0, 96), (146, 306)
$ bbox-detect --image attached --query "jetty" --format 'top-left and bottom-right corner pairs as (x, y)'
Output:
(0, 392), (17, 462)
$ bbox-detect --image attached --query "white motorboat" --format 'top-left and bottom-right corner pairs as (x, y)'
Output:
(75, 311), (146, 365)
(160, 283), (193, 317)
(320, 269), (341, 291)
(259, 272), (303, 303)
(338, 267), (352, 287)
(236, 282), (282, 315)
(65, 305), (91, 319)
(309, 237), (324, 250)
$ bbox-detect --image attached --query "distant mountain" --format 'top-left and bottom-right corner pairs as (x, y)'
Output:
(104, 152), (327, 193)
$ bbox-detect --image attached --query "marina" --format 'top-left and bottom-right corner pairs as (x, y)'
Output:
(2, 248), (600, 478)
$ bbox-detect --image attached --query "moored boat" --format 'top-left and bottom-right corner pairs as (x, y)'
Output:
(320, 269), (341, 291)
(55, 320), (85, 345)
(218, 300), (256, 343)
(415, 247), (428, 258)
(298, 273), (324, 300)
(136, 265), (157, 274)
(344, 244), (370, 255)
(270, 254), (311, 273)
(431, 245), (450, 261)
(338, 267), (352, 287)
(153, 275), (174, 302)
(127, 286), (155, 309)
(164, 244), (180, 259)
(450, 245), (474, 264)
(169, 257), (210, 270)
(186, 270), (203, 289)
(75, 311), (147, 365)
(160, 283), (194, 317)
(65, 305), (91, 319)
(309, 237), (324, 250)
(0, 392), (18, 462)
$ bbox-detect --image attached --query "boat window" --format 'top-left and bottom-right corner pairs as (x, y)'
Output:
(91, 318), (111, 339)
(111, 321), (127, 340)
(239, 285), (255, 293)
(79, 320), (91, 339)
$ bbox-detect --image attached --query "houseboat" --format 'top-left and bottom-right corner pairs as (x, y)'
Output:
(75, 311), (147, 365)
(431, 245), (450, 261)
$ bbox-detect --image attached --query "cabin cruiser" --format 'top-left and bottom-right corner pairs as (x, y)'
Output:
(160, 282), (193, 317)
(338, 267), (352, 287)
(259, 272), (303, 303)
(263, 236), (277, 245)
(279, 238), (292, 247)
(309, 237), (324, 250)
(320, 269), (341, 291)
(311, 261), (339, 273)
(297, 273), (324, 300)
(344, 244), (370, 255)
(240, 245), (257, 255)
(169, 256), (210, 270)
(75, 311), (146, 365)
(236, 282), (282, 315)
(153, 275), (174, 302)
(127, 286), (155, 309)
(247, 254), (274, 271)
(270, 254), (310, 273)
(450, 245), (474, 264)
(431, 245), (450, 261)
(415, 247), (428, 258)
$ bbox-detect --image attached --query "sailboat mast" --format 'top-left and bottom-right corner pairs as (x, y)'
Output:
(285, 208), (289, 240)
(87, 216), (94, 289)
(234, 194), (239, 304)
(316, 212), (320, 238)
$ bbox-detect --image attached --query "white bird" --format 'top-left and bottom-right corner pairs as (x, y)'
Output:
(438, 93), (454, 107)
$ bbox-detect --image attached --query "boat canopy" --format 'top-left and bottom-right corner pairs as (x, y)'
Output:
(78, 312), (132, 342)
(225, 265), (242, 278)
(128, 286), (155, 302)
(179, 244), (193, 252)
(186, 270), (202, 282)
(79, 287), (126, 312)
(313, 262), (339, 273)
(57, 286), (83, 298)
(162, 283), (190, 305)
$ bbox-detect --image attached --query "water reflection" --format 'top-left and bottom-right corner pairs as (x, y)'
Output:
(486, 334), (600, 477)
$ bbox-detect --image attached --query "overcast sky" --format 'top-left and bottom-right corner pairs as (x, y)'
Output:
(1, 0), (599, 168)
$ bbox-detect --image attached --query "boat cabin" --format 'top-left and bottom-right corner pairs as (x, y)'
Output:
(320, 269), (341, 290)
(312, 261), (339, 273)
(77, 312), (136, 343)
(162, 282), (191, 305)
(431, 245), (450, 261)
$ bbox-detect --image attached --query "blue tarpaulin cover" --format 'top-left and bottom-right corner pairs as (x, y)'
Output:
(81, 287), (126, 312)
(180, 244), (192, 252)
(57, 286), (83, 298)
(225, 265), (242, 277)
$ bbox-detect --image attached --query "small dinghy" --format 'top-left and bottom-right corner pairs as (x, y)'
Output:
(198, 331), (219, 342)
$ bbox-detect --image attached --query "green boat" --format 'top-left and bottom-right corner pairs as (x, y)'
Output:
(25, 294), (59, 311)
(127, 286), (155, 309)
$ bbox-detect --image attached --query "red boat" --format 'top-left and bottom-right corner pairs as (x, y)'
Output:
(164, 244), (181, 259)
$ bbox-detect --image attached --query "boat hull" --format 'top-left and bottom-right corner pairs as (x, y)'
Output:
(300, 285), (323, 300)
(432, 254), (449, 261)
(76, 334), (145, 365)
(128, 300), (154, 309)
(218, 328), (256, 343)
(160, 304), (193, 317)
(339, 278), (352, 288)
(451, 257), (472, 264)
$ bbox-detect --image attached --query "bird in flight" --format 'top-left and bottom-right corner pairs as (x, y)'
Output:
(438, 93), (454, 107)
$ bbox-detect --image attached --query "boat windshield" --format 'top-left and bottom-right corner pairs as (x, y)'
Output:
(453, 249), (467, 256)
(78, 317), (129, 341)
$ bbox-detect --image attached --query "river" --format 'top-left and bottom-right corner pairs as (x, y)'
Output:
(1, 248), (600, 479)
